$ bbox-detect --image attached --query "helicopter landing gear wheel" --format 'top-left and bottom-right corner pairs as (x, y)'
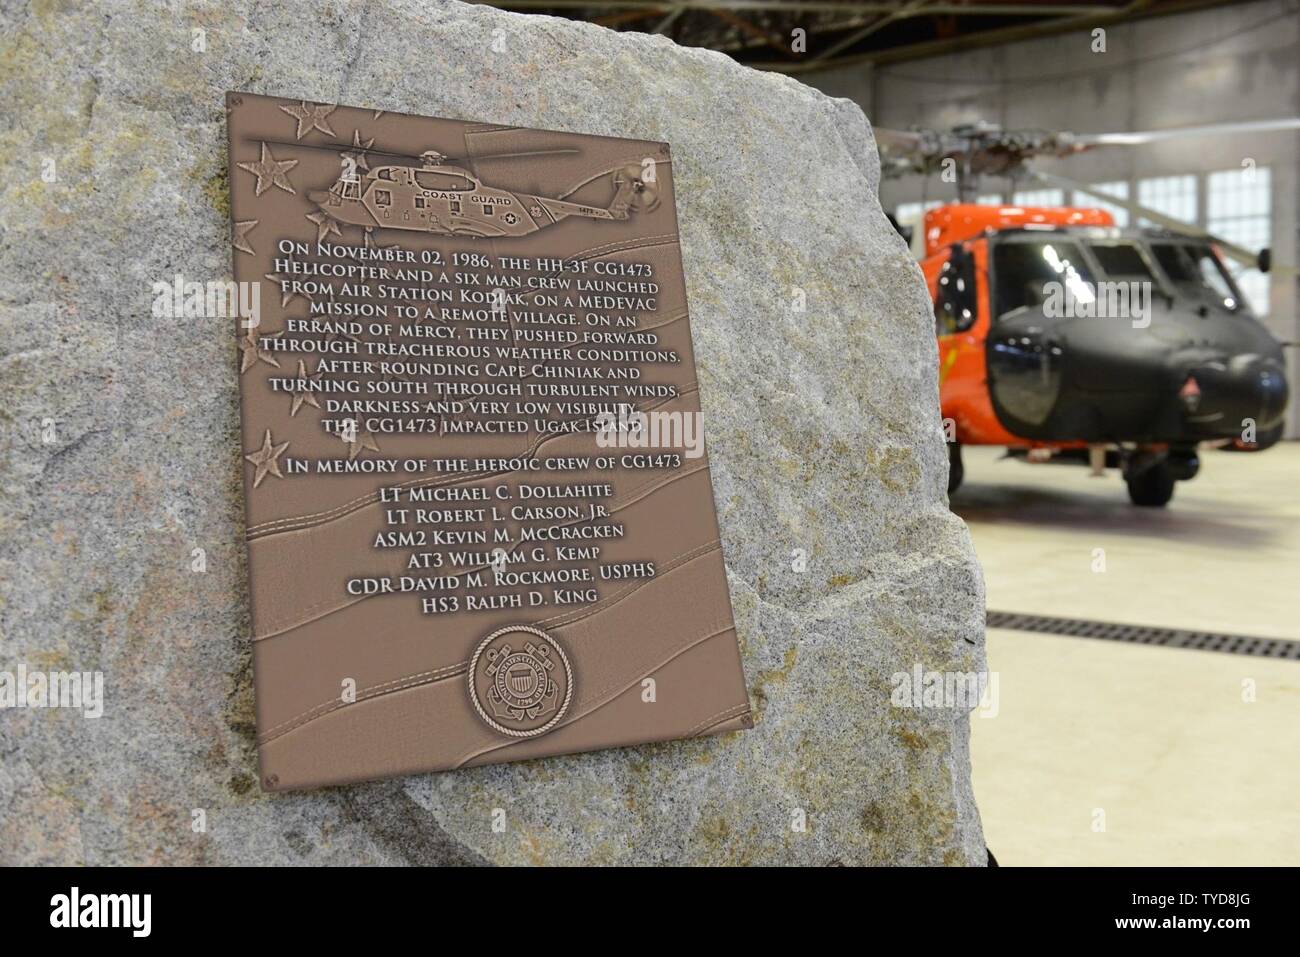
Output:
(614, 164), (661, 213)
(947, 441), (964, 497)
(1125, 462), (1175, 507)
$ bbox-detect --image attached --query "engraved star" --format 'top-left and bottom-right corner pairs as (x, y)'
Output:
(289, 360), (322, 417)
(232, 219), (259, 255)
(245, 429), (290, 488)
(306, 209), (342, 243)
(346, 428), (381, 461)
(280, 101), (337, 139)
(238, 329), (282, 373)
(264, 272), (314, 309)
(237, 142), (298, 196)
(341, 129), (375, 171)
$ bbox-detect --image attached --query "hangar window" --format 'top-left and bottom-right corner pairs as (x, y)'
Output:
(1011, 188), (1063, 208)
(1208, 166), (1271, 315)
(992, 240), (1094, 320)
(1083, 181), (1130, 227)
(895, 200), (942, 224)
(1138, 175), (1196, 228)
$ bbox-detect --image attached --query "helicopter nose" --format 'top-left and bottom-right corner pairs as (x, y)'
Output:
(1178, 354), (1288, 435)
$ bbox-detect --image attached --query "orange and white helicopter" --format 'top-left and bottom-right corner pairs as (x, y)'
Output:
(876, 119), (1299, 506)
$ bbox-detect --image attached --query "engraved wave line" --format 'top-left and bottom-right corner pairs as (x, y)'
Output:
(251, 459), (715, 638)
(245, 378), (697, 538)
(451, 623), (743, 769)
(256, 542), (724, 744)
(687, 703), (752, 737)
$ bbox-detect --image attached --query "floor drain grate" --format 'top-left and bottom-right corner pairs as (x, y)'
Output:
(986, 611), (1300, 661)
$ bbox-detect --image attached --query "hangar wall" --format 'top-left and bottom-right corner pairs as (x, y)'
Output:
(809, 0), (1300, 438)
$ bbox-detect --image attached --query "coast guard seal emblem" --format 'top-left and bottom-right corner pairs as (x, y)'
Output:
(468, 626), (573, 737)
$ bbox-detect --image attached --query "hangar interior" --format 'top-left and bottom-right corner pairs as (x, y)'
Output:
(487, 0), (1300, 864)
(804, 0), (1300, 864)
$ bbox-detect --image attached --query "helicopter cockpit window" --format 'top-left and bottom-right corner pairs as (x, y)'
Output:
(1150, 243), (1244, 313)
(415, 170), (473, 191)
(992, 240), (1095, 321)
(935, 245), (977, 335)
(1087, 242), (1154, 280)
(374, 189), (392, 207)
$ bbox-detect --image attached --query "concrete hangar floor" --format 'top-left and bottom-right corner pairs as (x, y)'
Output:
(954, 442), (1300, 866)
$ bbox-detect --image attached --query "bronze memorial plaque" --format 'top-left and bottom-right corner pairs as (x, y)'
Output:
(226, 93), (751, 790)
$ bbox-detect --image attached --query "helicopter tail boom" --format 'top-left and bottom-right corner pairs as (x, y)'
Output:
(534, 196), (625, 223)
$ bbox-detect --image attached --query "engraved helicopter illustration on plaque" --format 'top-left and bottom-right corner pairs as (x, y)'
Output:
(249, 135), (662, 240)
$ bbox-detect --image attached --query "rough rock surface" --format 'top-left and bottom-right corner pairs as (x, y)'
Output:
(0, 0), (986, 864)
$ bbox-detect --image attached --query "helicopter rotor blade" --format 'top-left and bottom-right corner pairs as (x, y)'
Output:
(464, 148), (583, 161)
(874, 118), (1300, 185)
(873, 127), (926, 151)
(1068, 117), (1300, 149)
(873, 127), (937, 179)
(1029, 170), (1297, 277)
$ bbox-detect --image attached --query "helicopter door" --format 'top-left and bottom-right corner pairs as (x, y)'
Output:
(420, 194), (446, 232)
(930, 241), (1014, 446)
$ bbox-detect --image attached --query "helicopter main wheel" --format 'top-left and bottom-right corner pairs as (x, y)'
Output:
(1125, 462), (1175, 507)
(615, 164), (661, 213)
(947, 441), (964, 496)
